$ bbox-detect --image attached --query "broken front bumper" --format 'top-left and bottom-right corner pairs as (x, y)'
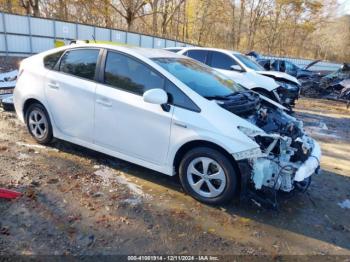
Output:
(275, 84), (300, 107)
(237, 138), (321, 193)
(294, 140), (321, 181)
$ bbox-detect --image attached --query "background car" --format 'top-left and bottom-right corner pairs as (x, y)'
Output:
(174, 47), (300, 109)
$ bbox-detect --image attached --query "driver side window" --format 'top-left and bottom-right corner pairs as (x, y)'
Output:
(104, 51), (165, 95)
(209, 51), (238, 70)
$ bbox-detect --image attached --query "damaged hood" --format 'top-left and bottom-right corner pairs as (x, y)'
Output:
(304, 60), (322, 70)
(257, 71), (300, 85)
(244, 71), (280, 91)
(216, 69), (279, 92)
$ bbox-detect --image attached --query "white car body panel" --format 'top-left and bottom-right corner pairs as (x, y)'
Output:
(45, 70), (96, 142)
(94, 82), (174, 165)
(216, 69), (278, 92)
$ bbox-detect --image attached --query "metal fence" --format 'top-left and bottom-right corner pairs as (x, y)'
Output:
(0, 12), (341, 72)
(0, 12), (192, 56)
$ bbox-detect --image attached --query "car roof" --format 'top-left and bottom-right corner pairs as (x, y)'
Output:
(164, 47), (184, 50)
(50, 43), (185, 59)
(179, 47), (241, 55)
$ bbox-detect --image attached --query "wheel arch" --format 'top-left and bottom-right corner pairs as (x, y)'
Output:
(23, 98), (46, 122)
(173, 140), (241, 183)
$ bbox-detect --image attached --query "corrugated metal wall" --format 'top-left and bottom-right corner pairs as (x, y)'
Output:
(0, 12), (192, 56)
(0, 12), (341, 71)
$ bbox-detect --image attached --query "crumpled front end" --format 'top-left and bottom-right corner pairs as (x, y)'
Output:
(238, 105), (321, 202)
(249, 133), (321, 193)
(274, 81), (300, 109)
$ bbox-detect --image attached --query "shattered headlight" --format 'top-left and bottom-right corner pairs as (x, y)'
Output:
(232, 148), (263, 160)
(276, 81), (299, 91)
(237, 126), (264, 138)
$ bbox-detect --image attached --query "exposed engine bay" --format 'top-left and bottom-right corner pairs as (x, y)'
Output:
(246, 105), (320, 193)
(213, 90), (321, 205)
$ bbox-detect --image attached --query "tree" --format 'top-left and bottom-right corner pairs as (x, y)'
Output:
(109, 0), (150, 31)
(20, 0), (40, 16)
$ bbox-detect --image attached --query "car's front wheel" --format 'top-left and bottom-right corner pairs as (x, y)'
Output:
(25, 103), (53, 144)
(179, 147), (238, 205)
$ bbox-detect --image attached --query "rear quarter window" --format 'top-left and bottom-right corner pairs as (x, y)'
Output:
(59, 49), (100, 80)
(44, 51), (64, 70)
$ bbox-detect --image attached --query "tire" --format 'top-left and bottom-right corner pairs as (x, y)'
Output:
(179, 147), (238, 205)
(25, 103), (53, 144)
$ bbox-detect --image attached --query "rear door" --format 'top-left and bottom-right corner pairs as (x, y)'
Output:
(45, 48), (101, 142)
(94, 50), (173, 165)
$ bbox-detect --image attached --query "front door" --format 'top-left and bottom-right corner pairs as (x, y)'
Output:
(94, 51), (173, 165)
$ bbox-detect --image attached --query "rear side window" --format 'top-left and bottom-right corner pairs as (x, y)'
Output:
(44, 51), (64, 69)
(165, 80), (200, 112)
(185, 50), (208, 64)
(59, 49), (99, 80)
(210, 51), (237, 70)
(104, 51), (165, 95)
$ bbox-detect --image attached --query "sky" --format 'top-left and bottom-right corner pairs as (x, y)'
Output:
(338, 0), (350, 15)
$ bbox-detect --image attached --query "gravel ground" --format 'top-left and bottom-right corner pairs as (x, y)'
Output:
(0, 98), (349, 258)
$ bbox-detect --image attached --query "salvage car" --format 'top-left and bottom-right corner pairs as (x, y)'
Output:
(174, 47), (301, 109)
(0, 94), (14, 111)
(258, 58), (332, 79)
(14, 44), (321, 206)
(0, 70), (17, 112)
(301, 63), (350, 98)
(246, 51), (329, 80)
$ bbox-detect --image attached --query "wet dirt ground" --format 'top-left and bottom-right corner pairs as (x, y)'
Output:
(0, 98), (349, 257)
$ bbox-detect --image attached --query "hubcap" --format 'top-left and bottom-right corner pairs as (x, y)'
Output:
(28, 110), (48, 139)
(187, 157), (226, 198)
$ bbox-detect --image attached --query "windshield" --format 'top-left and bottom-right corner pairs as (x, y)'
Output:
(234, 54), (266, 71)
(152, 57), (244, 98)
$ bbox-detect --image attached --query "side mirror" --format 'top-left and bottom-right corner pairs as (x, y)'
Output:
(230, 65), (243, 72)
(143, 88), (168, 105)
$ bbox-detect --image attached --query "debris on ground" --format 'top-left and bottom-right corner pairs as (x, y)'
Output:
(338, 200), (350, 209)
(0, 188), (21, 199)
(0, 98), (350, 256)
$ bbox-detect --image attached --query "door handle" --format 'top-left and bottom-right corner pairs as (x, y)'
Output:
(96, 99), (112, 108)
(174, 121), (187, 128)
(48, 82), (59, 89)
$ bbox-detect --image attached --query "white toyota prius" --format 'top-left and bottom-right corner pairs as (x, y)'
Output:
(14, 44), (321, 206)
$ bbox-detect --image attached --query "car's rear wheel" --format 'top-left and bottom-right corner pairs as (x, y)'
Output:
(179, 147), (238, 205)
(26, 103), (53, 144)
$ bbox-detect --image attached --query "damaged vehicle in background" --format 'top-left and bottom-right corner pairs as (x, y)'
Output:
(0, 70), (17, 111)
(14, 44), (321, 206)
(174, 47), (301, 110)
(246, 51), (331, 80)
(301, 63), (350, 99)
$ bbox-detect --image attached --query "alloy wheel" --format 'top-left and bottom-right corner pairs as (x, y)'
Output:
(186, 157), (227, 198)
(28, 109), (48, 140)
